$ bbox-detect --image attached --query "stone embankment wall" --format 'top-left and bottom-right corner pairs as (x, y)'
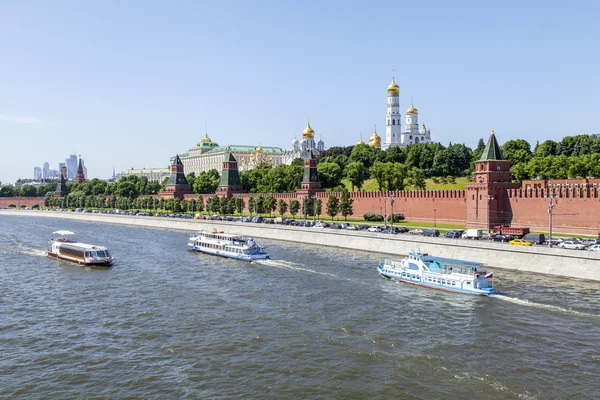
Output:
(3, 210), (600, 282)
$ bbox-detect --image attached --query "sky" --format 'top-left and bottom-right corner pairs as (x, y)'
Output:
(0, 0), (598, 184)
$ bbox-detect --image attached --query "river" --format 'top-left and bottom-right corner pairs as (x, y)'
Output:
(1, 216), (599, 399)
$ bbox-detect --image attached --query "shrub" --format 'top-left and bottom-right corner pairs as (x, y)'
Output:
(32, 204), (39, 209)
(432, 177), (440, 184)
(439, 176), (447, 184)
(447, 175), (456, 184)
(8, 204), (16, 208)
(387, 213), (405, 222)
(363, 212), (384, 222)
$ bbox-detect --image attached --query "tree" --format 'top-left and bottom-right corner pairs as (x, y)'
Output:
(186, 172), (196, 190)
(346, 161), (366, 191)
(473, 138), (486, 160)
(248, 197), (256, 216)
(211, 195), (221, 214)
(315, 198), (322, 219)
(193, 169), (220, 194)
(235, 196), (245, 215)
(501, 139), (532, 166)
(407, 168), (426, 190)
(21, 185), (38, 197)
(255, 195), (265, 214)
(317, 162), (343, 189)
(289, 199), (300, 218)
(219, 197), (229, 215)
(370, 161), (388, 191)
(264, 194), (276, 216)
(326, 194), (339, 220)
(387, 163), (407, 190)
(277, 199), (288, 217)
(338, 190), (353, 221)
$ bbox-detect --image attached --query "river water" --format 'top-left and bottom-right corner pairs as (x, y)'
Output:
(1, 215), (599, 399)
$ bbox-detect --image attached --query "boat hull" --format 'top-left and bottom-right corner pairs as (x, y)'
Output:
(378, 265), (495, 296)
(47, 251), (113, 267)
(188, 244), (270, 262)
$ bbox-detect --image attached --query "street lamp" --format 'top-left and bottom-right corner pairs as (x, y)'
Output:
(434, 208), (437, 228)
(390, 196), (395, 233)
(383, 196), (387, 228)
(303, 196), (308, 226)
(238, 195), (243, 217)
(486, 195), (494, 232)
(547, 194), (558, 247)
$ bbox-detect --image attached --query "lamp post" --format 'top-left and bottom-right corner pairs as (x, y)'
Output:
(390, 196), (395, 233)
(434, 208), (437, 228)
(547, 194), (558, 247)
(303, 196), (308, 226)
(486, 195), (494, 232)
(383, 196), (387, 228)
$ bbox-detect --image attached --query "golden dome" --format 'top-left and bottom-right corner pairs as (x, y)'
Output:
(201, 133), (212, 143)
(369, 128), (381, 149)
(357, 135), (365, 145)
(302, 121), (315, 139)
(406, 105), (418, 114)
(256, 145), (264, 153)
(387, 75), (400, 94)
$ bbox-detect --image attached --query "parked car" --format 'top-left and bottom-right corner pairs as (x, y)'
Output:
(444, 230), (463, 238)
(463, 229), (483, 240)
(558, 240), (586, 250)
(588, 244), (600, 252)
(492, 234), (513, 242)
(409, 229), (424, 235)
(368, 225), (384, 232)
(395, 226), (409, 233)
(547, 237), (563, 246)
(422, 229), (440, 237)
(522, 233), (546, 245)
(581, 238), (597, 246)
(509, 239), (532, 246)
(346, 225), (358, 230)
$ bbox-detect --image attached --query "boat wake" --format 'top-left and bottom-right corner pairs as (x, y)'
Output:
(8, 236), (48, 257)
(251, 259), (337, 277)
(491, 294), (599, 318)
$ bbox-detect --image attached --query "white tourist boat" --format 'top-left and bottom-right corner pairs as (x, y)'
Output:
(378, 251), (496, 295)
(47, 231), (114, 266)
(188, 230), (269, 261)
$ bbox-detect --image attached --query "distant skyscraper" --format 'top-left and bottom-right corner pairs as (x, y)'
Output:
(42, 162), (50, 179)
(34, 167), (42, 180)
(80, 157), (88, 179)
(59, 162), (66, 178)
(66, 154), (77, 179)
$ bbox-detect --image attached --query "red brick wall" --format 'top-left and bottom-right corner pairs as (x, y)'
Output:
(0, 197), (45, 208)
(508, 188), (600, 235)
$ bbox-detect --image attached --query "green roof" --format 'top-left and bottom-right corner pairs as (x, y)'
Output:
(479, 132), (504, 161)
(205, 145), (285, 154)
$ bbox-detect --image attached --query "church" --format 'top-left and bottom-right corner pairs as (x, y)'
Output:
(281, 121), (325, 165)
(382, 75), (432, 149)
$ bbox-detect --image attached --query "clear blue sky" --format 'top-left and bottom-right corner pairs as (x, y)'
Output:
(1, 0), (598, 183)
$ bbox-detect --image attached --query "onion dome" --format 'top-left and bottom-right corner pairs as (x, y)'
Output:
(256, 145), (264, 153)
(357, 135), (365, 145)
(387, 75), (400, 94)
(302, 121), (315, 139)
(201, 133), (212, 142)
(406, 104), (418, 115)
(369, 128), (381, 149)
(292, 137), (299, 146)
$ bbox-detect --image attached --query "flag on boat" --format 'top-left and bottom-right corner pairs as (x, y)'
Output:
(485, 272), (494, 279)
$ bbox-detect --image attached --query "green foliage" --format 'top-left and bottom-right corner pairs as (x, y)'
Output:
(346, 161), (366, 191)
(363, 212), (384, 222)
(387, 213), (405, 222)
(338, 190), (353, 221)
(193, 169), (220, 194)
(315, 198), (322, 218)
(317, 162), (343, 189)
(289, 199), (299, 217)
(264, 194), (277, 216)
(255, 195), (265, 214)
(234, 196), (244, 215)
(406, 168), (426, 190)
(326, 194), (339, 220)
(247, 197), (256, 215)
(277, 199), (288, 216)
(8, 204), (16, 208)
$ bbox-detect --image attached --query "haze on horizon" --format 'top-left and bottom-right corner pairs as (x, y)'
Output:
(1, 0), (598, 184)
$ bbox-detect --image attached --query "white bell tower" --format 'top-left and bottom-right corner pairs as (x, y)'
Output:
(384, 74), (402, 149)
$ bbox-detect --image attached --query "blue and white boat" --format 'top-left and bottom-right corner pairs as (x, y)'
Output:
(378, 251), (496, 295)
(187, 230), (269, 261)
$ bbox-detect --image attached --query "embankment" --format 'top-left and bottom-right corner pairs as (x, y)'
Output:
(3, 210), (600, 282)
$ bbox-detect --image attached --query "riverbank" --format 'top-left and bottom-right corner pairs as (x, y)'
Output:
(3, 209), (600, 281)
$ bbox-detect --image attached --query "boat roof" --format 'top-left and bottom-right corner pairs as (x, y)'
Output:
(410, 252), (483, 267)
(53, 230), (76, 236)
(58, 242), (108, 250)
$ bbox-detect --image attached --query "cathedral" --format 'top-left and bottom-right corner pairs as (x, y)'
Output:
(382, 75), (432, 149)
(281, 122), (325, 164)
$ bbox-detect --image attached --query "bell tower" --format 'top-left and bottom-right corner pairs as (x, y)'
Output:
(383, 74), (402, 149)
(466, 129), (520, 230)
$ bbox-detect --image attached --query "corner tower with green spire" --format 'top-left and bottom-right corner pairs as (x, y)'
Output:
(216, 148), (245, 198)
(466, 129), (520, 230)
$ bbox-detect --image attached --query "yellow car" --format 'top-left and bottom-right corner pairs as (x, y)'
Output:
(509, 239), (532, 246)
